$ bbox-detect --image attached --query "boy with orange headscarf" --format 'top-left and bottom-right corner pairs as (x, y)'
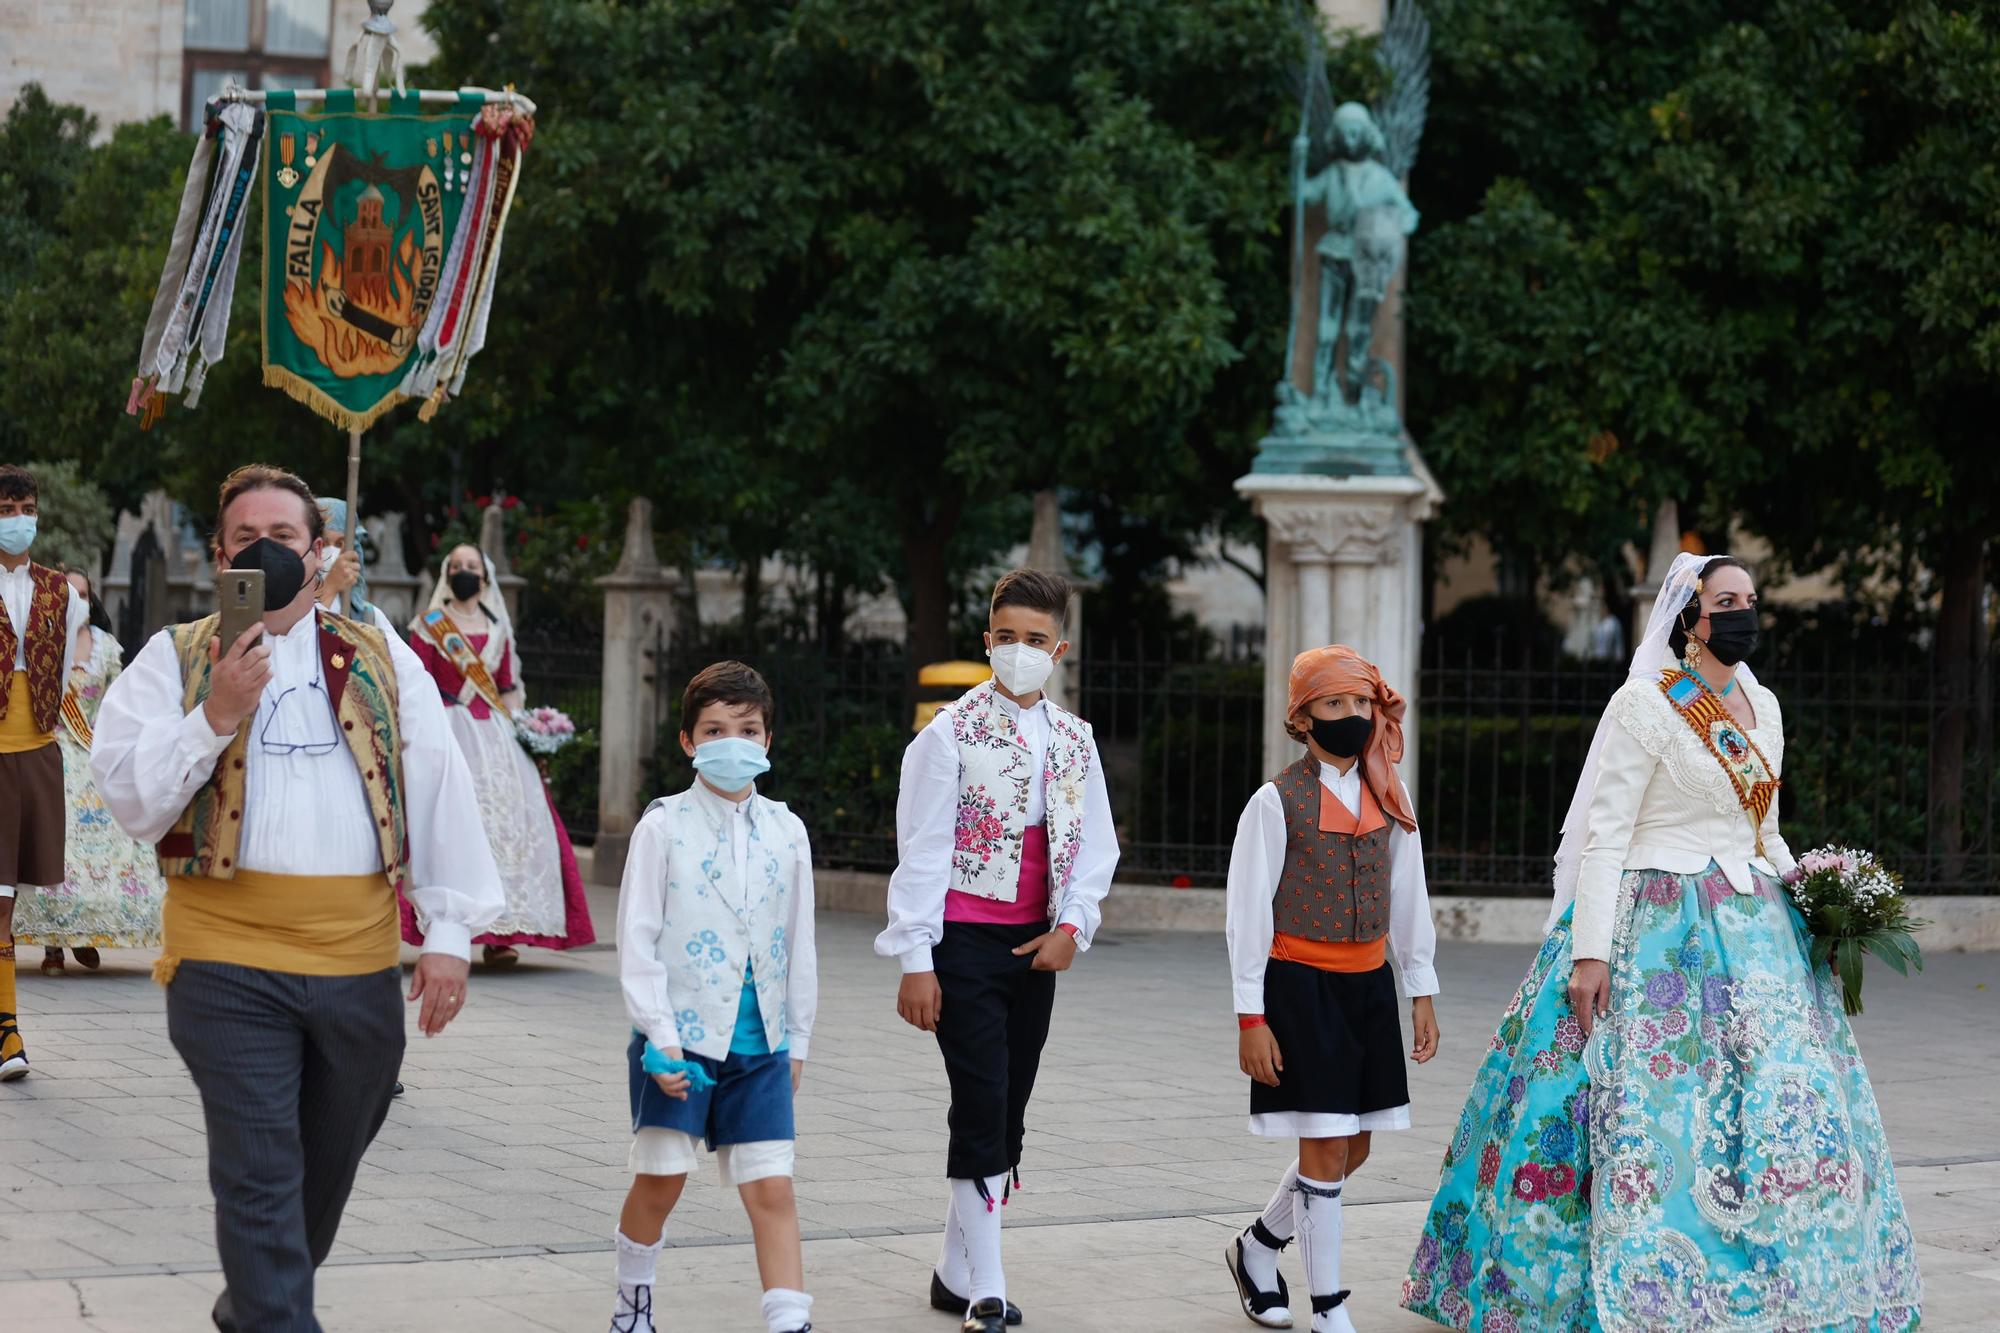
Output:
(1221, 645), (1441, 1333)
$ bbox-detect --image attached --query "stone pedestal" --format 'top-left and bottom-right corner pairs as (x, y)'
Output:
(478, 502), (526, 622)
(1629, 498), (1682, 648)
(360, 510), (422, 626)
(1237, 457), (1441, 786)
(592, 498), (678, 886)
(1025, 488), (1084, 710)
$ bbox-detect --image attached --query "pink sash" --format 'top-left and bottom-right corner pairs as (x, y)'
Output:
(946, 827), (1051, 926)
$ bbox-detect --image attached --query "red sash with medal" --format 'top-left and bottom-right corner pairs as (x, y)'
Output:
(1658, 668), (1782, 854)
(417, 609), (506, 713)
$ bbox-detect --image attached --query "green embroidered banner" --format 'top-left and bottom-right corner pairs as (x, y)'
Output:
(261, 91), (483, 430)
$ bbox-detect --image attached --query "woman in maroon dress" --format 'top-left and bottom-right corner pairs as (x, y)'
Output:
(406, 544), (593, 963)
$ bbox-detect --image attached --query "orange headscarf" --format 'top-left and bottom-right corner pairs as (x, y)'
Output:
(1286, 645), (1418, 833)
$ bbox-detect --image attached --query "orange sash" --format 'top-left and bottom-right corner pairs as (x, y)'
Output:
(58, 688), (91, 749)
(417, 608), (506, 712)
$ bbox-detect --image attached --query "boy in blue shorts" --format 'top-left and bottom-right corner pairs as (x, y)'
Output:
(610, 661), (819, 1333)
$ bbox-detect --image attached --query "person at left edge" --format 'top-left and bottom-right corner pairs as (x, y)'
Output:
(0, 463), (92, 1080)
(91, 464), (504, 1331)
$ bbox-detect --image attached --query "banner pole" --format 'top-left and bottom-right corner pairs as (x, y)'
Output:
(345, 426), (363, 546)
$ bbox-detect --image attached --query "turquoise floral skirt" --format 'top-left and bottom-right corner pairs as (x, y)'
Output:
(1401, 865), (1923, 1332)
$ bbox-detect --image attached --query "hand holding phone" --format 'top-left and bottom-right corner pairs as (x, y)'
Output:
(205, 572), (272, 737)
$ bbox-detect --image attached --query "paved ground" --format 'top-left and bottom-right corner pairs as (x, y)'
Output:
(3, 885), (1996, 1331)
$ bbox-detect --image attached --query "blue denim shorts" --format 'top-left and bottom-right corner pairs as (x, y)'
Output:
(627, 1031), (795, 1149)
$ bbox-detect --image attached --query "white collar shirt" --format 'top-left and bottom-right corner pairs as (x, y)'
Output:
(0, 562), (88, 679)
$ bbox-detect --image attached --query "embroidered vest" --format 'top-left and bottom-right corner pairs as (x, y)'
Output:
(945, 681), (1093, 912)
(1271, 755), (1392, 944)
(0, 563), (70, 734)
(157, 612), (411, 890)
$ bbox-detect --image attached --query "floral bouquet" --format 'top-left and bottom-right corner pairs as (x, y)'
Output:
(512, 706), (578, 758)
(1782, 846), (1926, 1016)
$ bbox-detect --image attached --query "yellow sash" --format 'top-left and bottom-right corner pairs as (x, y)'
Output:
(0, 676), (54, 752)
(155, 870), (399, 985)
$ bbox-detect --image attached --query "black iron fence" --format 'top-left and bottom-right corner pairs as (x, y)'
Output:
(516, 621), (605, 840)
(1419, 635), (1996, 895)
(572, 617), (1994, 896)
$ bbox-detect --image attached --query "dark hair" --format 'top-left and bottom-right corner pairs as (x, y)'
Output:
(212, 464), (324, 556)
(680, 660), (775, 736)
(0, 464), (37, 503)
(59, 564), (113, 633)
(1667, 556), (1753, 658)
(990, 568), (1072, 630)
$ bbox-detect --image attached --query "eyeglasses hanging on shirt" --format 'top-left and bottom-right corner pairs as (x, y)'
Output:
(257, 676), (342, 757)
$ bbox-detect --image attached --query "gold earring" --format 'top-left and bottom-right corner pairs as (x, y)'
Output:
(1684, 638), (1703, 671)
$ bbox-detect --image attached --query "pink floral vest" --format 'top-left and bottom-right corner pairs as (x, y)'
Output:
(946, 681), (1093, 916)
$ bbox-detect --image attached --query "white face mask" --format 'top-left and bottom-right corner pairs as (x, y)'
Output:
(988, 642), (1056, 696)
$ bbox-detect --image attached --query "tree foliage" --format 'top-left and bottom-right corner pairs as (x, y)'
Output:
(1412, 0), (1997, 590)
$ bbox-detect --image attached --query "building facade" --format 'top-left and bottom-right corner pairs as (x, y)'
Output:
(2, 0), (436, 135)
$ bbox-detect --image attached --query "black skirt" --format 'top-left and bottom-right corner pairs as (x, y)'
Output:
(1250, 957), (1410, 1119)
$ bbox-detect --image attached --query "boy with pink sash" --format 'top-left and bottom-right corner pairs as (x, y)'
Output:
(877, 570), (1120, 1333)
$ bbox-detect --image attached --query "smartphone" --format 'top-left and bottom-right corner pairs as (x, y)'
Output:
(217, 570), (266, 652)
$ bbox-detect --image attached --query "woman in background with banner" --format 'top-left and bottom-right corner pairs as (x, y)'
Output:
(404, 544), (592, 964)
(15, 568), (166, 972)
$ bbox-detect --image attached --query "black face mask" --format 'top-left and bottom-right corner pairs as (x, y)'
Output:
(230, 537), (310, 611)
(1700, 608), (1760, 666)
(448, 570), (484, 601)
(1310, 714), (1374, 760)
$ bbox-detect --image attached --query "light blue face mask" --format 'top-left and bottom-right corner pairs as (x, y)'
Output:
(0, 514), (36, 557)
(691, 736), (771, 791)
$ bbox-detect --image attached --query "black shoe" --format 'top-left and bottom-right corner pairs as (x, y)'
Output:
(1224, 1228), (1294, 1329)
(212, 1290), (238, 1332)
(391, 1081), (405, 1097)
(962, 1297), (1008, 1333)
(930, 1271), (1023, 1325)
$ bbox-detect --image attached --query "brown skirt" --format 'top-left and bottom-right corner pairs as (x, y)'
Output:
(0, 743), (65, 888)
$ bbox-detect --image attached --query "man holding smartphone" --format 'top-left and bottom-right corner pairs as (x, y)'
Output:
(0, 464), (91, 1081)
(91, 463), (505, 1331)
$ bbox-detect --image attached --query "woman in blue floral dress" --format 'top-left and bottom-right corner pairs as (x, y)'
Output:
(1402, 554), (1921, 1333)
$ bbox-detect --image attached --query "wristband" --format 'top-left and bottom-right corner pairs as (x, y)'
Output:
(1238, 1015), (1267, 1031)
(1056, 923), (1080, 940)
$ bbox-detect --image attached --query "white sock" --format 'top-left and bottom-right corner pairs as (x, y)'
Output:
(1295, 1175), (1350, 1333)
(950, 1174), (1009, 1304)
(761, 1286), (813, 1333)
(937, 1189), (970, 1293)
(1240, 1157), (1298, 1292)
(617, 1229), (663, 1288)
(614, 1230), (663, 1329)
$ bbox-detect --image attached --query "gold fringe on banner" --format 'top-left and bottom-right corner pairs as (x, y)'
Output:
(260, 366), (410, 435)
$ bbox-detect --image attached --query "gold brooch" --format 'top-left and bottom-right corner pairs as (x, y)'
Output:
(330, 654), (347, 669)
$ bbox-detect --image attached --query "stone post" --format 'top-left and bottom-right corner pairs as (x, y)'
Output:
(478, 501), (526, 621)
(1237, 458), (1442, 788)
(1630, 498), (1682, 648)
(361, 510), (421, 626)
(1026, 488), (1083, 709)
(593, 498), (679, 886)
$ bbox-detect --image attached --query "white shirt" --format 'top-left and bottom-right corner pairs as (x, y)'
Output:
(876, 692), (1120, 973)
(1225, 762), (1440, 1014)
(0, 561), (89, 679)
(90, 611), (505, 958)
(1570, 676), (1797, 963)
(617, 781), (819, 1061)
